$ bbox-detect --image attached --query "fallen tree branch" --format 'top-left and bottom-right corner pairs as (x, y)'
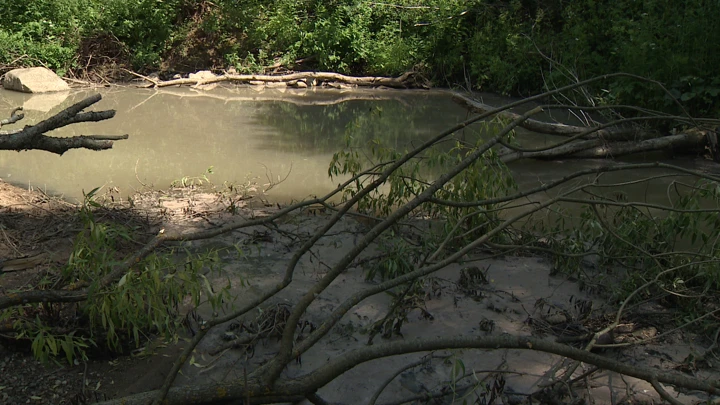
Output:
(292, 180), (588, 365)
(140, 71), (427, 89)
(651, 376), (685, 405)
(453, 92), (715, 161)
(498, 132), (706, 162)
(0, 290), (87, 309)
(452, 92), (650, 139)
(19, 134), (129, 154)
(91, 335), (720, 405)
(0, 94), (127, 154)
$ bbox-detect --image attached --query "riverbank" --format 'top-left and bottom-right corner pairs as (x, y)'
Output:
(3, 1), (720, 117)
(0, 179), (717, 404)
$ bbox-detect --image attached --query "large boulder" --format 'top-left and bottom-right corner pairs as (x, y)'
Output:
(2, 67), (70, 93)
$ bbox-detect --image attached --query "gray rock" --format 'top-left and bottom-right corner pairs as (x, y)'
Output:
(3, 67), (70, 93)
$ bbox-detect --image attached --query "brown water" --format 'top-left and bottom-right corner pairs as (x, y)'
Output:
(0, 86), (483, 203)
(0, 86), (713, 204)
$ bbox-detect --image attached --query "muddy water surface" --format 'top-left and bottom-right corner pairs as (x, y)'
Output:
(0, 86), (713, 204)
(0, 87), (471, 202)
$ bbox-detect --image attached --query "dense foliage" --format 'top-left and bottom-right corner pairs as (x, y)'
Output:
(1, 0), (719, 115)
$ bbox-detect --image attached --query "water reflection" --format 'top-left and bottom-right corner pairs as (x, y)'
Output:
(0, 87), (469, 202)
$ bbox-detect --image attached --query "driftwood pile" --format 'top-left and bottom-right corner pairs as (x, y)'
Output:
(130, 70), (429, 90)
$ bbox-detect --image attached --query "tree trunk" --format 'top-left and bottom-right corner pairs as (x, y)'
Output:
(499, 132), (707, 162)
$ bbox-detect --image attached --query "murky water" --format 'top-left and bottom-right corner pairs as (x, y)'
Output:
(0, 86), (713, 205)
(0, 86), (479, 203)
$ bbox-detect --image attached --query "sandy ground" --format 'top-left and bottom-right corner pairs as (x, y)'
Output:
(0, 181), (718, 405)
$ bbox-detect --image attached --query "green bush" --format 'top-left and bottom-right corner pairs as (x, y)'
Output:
(0, 189), (230, 363)
(3, 0), (720, 115)
(0, 0), (86, 72)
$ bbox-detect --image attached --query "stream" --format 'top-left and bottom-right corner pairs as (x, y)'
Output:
(0, 86), (715, 204)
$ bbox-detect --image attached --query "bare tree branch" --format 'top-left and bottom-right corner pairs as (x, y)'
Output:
(0, 94), (126, 154)
(0, 290), (87, 309)
(0, 107), (24, 128)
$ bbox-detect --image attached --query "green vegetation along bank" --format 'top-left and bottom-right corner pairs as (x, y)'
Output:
(2, 1), (720, 116)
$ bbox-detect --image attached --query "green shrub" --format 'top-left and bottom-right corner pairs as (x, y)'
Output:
(4, 0), (720, 115)
(1, 189), (231, 363)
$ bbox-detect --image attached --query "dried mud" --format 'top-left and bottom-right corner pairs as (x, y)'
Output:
(0, 181), (717, 405)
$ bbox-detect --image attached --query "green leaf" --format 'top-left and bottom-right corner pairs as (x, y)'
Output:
(47, 336), (58, 355)
(118, 273), (128, 287)
(680, 92), (695, 101)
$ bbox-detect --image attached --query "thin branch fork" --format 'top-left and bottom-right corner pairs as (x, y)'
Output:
(0, 94), (128, 155)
